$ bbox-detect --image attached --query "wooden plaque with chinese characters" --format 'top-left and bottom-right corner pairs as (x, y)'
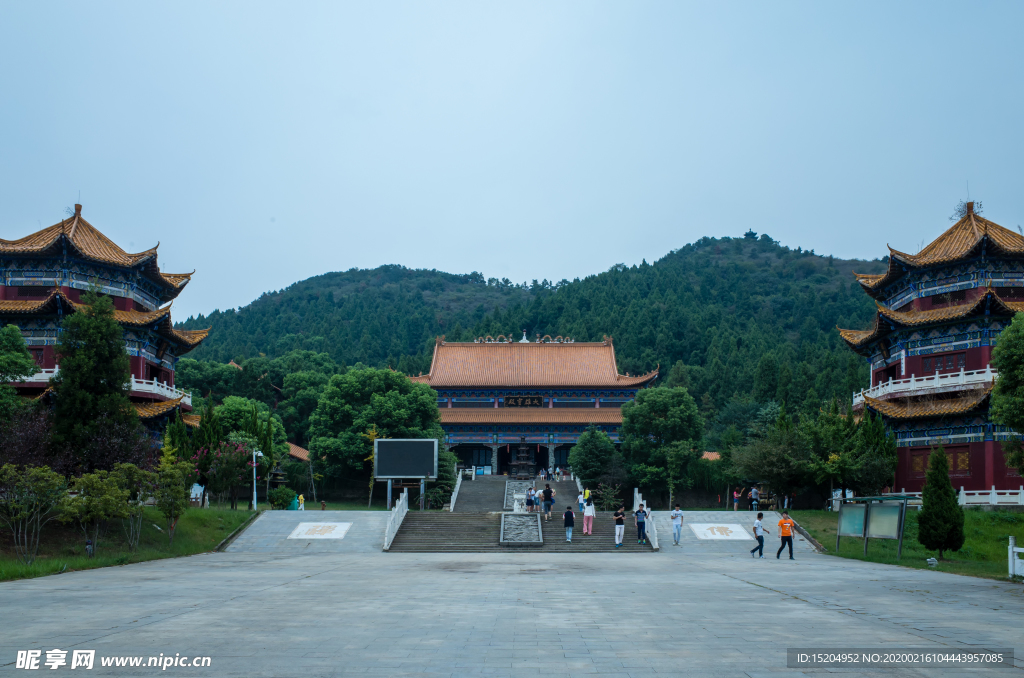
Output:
(503, 395), (544, 408)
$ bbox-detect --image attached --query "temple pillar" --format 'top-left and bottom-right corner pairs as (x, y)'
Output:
(984, 439), (995, 489)
(487, 444), (499, 474)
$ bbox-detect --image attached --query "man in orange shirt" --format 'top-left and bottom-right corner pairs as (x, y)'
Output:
(776, 511), (796, 560)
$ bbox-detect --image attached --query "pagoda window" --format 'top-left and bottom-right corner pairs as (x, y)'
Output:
(922, 352), (966, 374)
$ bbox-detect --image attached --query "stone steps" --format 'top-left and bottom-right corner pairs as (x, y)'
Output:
(387, 511), (654, 553)
(451, 476), (507, 512)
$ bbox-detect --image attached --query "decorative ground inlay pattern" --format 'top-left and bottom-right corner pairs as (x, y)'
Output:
(499, 514), (543, 545)
(503, 480), (535, 509)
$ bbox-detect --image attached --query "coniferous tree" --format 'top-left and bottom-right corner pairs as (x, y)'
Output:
(916, 447), (965, 559)
(51, 291), (141, 472)
(568, 426), (616, 488)
(0, 324), (39, 418)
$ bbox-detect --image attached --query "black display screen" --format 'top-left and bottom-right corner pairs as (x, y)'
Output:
(374, 439), (438, 479)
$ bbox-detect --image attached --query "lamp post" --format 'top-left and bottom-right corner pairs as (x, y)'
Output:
(252, 449), (264, 511)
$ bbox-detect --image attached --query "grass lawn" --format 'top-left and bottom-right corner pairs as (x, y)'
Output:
(791, 508), (1024, 581)
(0, 507), (253, 583)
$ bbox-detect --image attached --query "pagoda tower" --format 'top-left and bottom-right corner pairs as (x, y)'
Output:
(0, 204), (208, 429)
(838, 202), (1022, 492)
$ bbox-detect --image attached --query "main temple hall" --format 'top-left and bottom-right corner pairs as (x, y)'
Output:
(409, 334), (657, 475)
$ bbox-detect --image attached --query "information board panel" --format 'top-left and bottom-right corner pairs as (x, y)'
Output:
(837, 503), (867, 537)
(866, 503), (902, 539)
(374, 439), (438, 479)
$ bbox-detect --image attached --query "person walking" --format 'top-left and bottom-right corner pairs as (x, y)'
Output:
(733, 487), (745, 511)
(750, 512), (768, 558)
(634, 503), (649, 545)
(577, 490), (585, 512)
(669, 503), (684, 546)
(777, 511), (796, 560)
(613, 505), (625, 548)
(298, 494), (305, 511)
(583, 487), (591, 503)
(542, 484), (554, 521)
(563, 505), (575, 542)
(526, 488), (535, 513)
(749, 486), (759, 512)
(583, 498), (595, 535)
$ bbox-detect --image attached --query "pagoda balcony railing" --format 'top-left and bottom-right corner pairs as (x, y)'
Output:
(852, 366), (996, 408)
(20, 367), (192, 407)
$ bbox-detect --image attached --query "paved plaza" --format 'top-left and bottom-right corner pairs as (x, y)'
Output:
(1, 511), (1021, 677)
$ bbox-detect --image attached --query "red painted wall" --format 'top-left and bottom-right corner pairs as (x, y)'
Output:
(896, 442), (1021, 492)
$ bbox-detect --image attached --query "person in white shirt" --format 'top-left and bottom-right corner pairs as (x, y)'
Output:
(750, 512), (769, 559)
(577, 492), (585, 511)
(669, 504), (684, 545)
(583, 499), (596, 535)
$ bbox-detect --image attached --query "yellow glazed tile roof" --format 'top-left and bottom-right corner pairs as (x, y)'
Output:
(0, 206), (192, 298)
(287, 442), (310, 461)
(411, 339), (657, 388)
(181, 414), (201, 428)
(863, 386), (992, 420)
(134, 396), (184, 419)
(855, 206), (1024, 294)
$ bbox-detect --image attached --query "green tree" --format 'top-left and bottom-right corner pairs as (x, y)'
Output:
(60, 470), (129, 557)
(990, 312), (1024, 474)
(804, 400), (859, 497)
(732, 404), (807, 498)
(307, 367), (444, 482)
(567, 426), (616, 488)
(621, 387), (704, 498)
(51, 291), (139, 471)
(426, 445), (459, 509)
(155, 461), (193, 546)
(0, 324), (38, 418)
(752, 354), (778, 402)
(853, 412), (897, 495)
(0, 464), (68, 565)
(112, 463), (158, 552)
(916, 447), (966, 558)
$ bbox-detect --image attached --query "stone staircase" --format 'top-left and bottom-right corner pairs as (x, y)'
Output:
(452, 476), (508, 512)
(388, 512), (504, 552)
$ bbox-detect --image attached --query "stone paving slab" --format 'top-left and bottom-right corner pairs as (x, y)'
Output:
(225, 510), (390, 553)
(0, 518), (1021, 677)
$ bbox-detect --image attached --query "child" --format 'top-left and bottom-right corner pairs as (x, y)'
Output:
(777, 511), (795, 560)
(563, 505), (575, 542)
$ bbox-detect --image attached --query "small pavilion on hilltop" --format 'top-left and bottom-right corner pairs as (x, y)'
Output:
(409, 334), (657, 474)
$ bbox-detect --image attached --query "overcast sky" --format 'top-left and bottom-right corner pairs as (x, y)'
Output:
(2, 2), (1023, 320)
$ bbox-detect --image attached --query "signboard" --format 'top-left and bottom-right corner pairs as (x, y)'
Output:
(688, 523), (752, 540)
(866, 503), (902, 540)
(837, 503), (866, 537)
(504, 395), (544, 408)
(373, 439), (438, 479)
(287, 523), (352, 540)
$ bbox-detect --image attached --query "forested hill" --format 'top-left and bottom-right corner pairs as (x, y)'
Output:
(177, 232), (886, 416)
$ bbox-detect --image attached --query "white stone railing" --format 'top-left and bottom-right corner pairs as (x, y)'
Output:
(447, 465), (462, 512)
(632, 488), (659, 551)
(130, 377), (192, 406)
(852, 367), (996, 408)
(383, 488), (409, 551)
(16, 367), (58, 384)
(17, 367), (191, 406)
(1010, 537), (1023, 578)
(572, 472), (584, 495)
(958, 486), (1024, 506)
(881, 486), (1024, 507)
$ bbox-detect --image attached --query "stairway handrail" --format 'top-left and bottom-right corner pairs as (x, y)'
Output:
(448, 464), (462, 512)
(382, 488), (409, 551)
